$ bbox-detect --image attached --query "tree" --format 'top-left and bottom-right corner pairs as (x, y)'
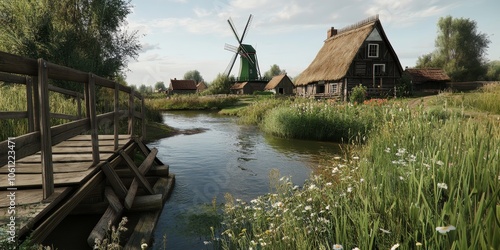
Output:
(484, 61), (500, 81)
(263, 64), (286, 80)
(154, 81), (166, 91)
(0, 0), (140, 91)
(205, 73), (235, 94)
(416, 16), (489, 81)
(183, 70), (204, 83)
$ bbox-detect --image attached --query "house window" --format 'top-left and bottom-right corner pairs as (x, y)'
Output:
(330, 83), (338, 93)
(373, 64), (385, 75)
(317, 84), (325, 93)
(277, 87), (284, 94)
(368, 44), (379, 58)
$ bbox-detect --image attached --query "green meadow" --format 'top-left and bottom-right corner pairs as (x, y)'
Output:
(209, 84), (500, 249)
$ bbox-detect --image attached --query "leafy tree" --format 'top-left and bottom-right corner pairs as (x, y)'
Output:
(184, 70), (204, 83)
(416, 16), (489, 81)
(484, 61), (500, 81)
(205, 73), (235, 95)
(263, 64), (286, 80)
(154, 81), (166, 91)
(0, 0), (140, 91)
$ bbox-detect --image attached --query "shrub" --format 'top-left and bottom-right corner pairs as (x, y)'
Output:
(350, 84), (367, 104)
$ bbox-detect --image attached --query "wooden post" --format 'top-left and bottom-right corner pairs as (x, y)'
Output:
(38, 59), (54, 199)
(114, 82), (119, 150)
(32, 76), (40, 132)
(77, 93), (82, 119)
(87, 74), (100, 166)
(128, 88), (135, 136)
(26, 77), (34, 132)
(141, 97), (146, 140)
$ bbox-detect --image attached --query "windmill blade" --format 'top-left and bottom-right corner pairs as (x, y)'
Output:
(227, 17), (241, 43)
(238, 45), (255, 65)
(239, 14), (253, 43)
(224, 52), (238, 77)
(224, 43), (239, 53)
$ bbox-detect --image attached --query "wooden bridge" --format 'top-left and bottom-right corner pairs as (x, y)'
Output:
(0, 51), (174, 249)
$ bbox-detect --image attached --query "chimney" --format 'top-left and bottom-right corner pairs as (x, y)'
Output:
(327, 27), (337, 39)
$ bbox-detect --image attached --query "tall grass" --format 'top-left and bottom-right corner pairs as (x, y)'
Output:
(0, 84), (80, 141)
(146, 95), (239, 110)
(430, 83), (500, 115)
(214, 100), (500, 249)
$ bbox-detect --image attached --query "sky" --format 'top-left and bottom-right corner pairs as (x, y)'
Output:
(124, 0), (500, 87)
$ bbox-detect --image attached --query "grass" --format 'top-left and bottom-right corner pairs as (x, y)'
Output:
(207, 83), (500, 249)
(146, 94), (239, 110)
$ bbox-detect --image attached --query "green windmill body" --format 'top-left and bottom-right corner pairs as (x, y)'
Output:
(224, 14), (262, 82)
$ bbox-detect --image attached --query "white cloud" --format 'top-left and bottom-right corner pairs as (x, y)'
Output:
(140, 43), (160, 53)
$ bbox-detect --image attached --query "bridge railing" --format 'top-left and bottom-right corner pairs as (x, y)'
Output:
(0, 51), (145, 199)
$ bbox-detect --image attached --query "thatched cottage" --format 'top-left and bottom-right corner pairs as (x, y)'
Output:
(264, 74), (294, 95)
(294, 15), (403, 100)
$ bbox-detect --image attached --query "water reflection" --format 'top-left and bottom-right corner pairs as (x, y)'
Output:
(151, 111), (342, 249)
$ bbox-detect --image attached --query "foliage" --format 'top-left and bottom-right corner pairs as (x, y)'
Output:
(263, 64), (287, 80)
(184, 70), (204, 83)
(252, 91), (274, 96)
(349, 84), (367, 104)
(416, 16), (489, 81)
(0, 0), (140, 91)
(93, 217), (130, 250)
(138, 84), (153, 94)
(205, 73), (235, 95)
(395, 73), (413, 97)
(154, 81), (166, 91)
(485, 61), (500, 81)
(146, 95), (239, 110)
(236, 97), (290, 125)
(214, 96), (500, 249)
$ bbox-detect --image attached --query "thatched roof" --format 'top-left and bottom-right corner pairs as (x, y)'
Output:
(230, 82), (247, 90)
(265, 74), (290, 90)
(170, 79), (197, 90)
(405, 68), (450, 83)
(295, 16), (400, 86)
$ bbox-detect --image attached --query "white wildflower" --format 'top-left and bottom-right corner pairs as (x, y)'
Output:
(436, 225), (456, 234)
(437, 183), (448, 190)
(390, 243), (400, 250)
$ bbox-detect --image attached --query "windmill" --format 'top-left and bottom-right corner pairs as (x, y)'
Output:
(224, 14), (262, 82)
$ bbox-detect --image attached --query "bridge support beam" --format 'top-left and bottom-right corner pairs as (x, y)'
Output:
(38, 59), (54, 199)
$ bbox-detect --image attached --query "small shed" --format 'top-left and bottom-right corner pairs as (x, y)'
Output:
(168, 79), (197, 95)
(196, 81), (208, 93)
(405, 68), (450, 91)
(264, 74), (294, 95)
(230, 81), (267, 95)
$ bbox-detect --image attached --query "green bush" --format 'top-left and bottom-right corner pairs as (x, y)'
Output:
(350, 84), (367, 104)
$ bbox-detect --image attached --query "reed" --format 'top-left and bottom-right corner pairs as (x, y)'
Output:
(213, 96), (500, 249)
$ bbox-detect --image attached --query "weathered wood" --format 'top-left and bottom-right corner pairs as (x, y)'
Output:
(141, 98), (146, 140)
(77, 93), (83, 119)
(38, 59), (54, 199)
(48, 84), (80, 97)
(87, 205), (123, 247)
(105, 187), (123, 214)
(115, 165), (169, 178)
(128, 88), (135, 135)
(0, 71), (27, 83)
(129, 194), (163, 212)
(50, 113), (79, 121)
(87, 73), (100, 166)
(119, 150), (154, 195)
(135, 138), (164, 165)
(0, 131), (40, 167)
(0, 51), (37, 75)
(114, 82), (119, 150)
(32, 76), (40, 132)
(101, 163), (128, 198)
(29, 171), (105, 244)
(46, 61), (87, 83)
(26, 77), (34, 132)
(124, 148), (158, 209)
(0, 111), (28, 119)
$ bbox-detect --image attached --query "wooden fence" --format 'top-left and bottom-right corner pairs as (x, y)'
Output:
(0, 51), (145, 200)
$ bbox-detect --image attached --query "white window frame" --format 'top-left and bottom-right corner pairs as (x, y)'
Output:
(373, 64), (386, 75)
(368, 43), (379, 58)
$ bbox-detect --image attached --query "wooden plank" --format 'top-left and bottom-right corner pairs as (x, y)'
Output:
(135, 138), (164, 165)
(0, 71), (26, 84)
(86, 206), (122, 247)
(38, 58), (54, 199)
(48, 84), (80, 97)
(0, 187), (69, 207)
(105, 187), (123, 214)
(88, 73), (100, 166)
(54, 138), (129, 147)
(129, 194), (162, 212)
(0, 169), (94, 189)
(29, 171), (105, 243)
(119, 150), (154, 195)
(16, 153), (113, 163)
(26, 77), (34, 132)
(124, 175), (175, 248)
(0, 51), (37, 76)
(0, 162), (100, 174)
(0, 111), (28, 119)
(50, 113), (79, 121)
(124, 148), (158, 209)
(67, 134), (131, 141)
(115, 165), (169, 178)
(46, 61), (87, 83)
(101, 163), (128, 198)
(128, 88), (135, 135)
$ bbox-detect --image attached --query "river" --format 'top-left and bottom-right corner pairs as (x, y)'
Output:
(149, 111), (342, 249)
